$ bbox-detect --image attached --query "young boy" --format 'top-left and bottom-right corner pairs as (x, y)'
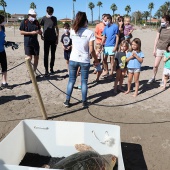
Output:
(0, 15), (12, 90)
(60, 23), (72, 75)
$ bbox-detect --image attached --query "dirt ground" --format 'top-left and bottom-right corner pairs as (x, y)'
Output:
(0, 26), (170, 170)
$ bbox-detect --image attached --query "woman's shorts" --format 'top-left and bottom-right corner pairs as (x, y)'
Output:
(24, 44), (40, 56)
(104, 46), (115, 56)
(156, 49), (165, 57)
(163, 68), (170, 76)
(0, 51), (7, 72)
(128, 68), (141, 73)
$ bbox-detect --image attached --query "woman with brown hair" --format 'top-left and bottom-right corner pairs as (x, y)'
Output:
(148, 15), (170, 85)
(63, 11), (99, 108)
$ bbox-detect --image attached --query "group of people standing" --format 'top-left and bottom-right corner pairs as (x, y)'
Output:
(19, 6), (59, 77)
(63, 12), (170, 108)
(1, 8), (170, 108)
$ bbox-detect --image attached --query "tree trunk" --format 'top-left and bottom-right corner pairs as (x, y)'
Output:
(91, 9), (93, 24)
(3, 6), (6, 17)
(98, 7), (100, 22)
(150, 10), (152, 25)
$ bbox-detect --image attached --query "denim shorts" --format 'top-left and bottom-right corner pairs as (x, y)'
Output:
(128, 68), (141, 73)
(104, 46), (115, 56)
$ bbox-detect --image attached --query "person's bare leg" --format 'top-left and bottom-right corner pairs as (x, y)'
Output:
(152, 56), (163, 79)
(102, 55), (108, 75)
(133, 72), (140, 97)
(114, 69), (121, 93)
(110, 55), (115, 76)
(162, 75), (168, 90)
(96, 71), (102, 81)
(125, 72), (133, 94)
(33, 55), (39, 72)
(2, 72), (7, 84)
(118, 69), (126, 92)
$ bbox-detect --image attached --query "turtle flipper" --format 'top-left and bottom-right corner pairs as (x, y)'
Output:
(75, 144), (95, 152)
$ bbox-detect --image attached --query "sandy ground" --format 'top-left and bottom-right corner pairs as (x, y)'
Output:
(0, 26), (170, 170)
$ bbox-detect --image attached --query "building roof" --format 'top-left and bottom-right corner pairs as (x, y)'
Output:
(59, 18), (72, 22)
(11, 14), (27, 16)
(146, 18), (159, 23)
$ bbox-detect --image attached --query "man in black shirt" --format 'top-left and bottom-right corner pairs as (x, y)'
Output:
(19, 9), (42, 76)
(40, 6), (59, 76)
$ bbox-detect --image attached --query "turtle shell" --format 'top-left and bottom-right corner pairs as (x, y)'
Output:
(53, 150), (106, 169)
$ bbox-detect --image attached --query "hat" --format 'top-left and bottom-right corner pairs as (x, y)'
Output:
(28, 9), (36, 15)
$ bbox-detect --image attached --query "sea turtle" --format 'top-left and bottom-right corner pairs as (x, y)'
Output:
(53, 143), (117, 170)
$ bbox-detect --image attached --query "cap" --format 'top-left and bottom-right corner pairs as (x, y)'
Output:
(28, 9), (36, 15)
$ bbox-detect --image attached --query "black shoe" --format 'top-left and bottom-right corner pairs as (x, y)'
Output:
(63, 100), (70, 107)
(82, 101), (90, 108)
(1, 83), (13, 90)
(50, 68), (55, 74)
(44, 71), (50, 77)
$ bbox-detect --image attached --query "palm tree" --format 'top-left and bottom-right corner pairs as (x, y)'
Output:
(148, 2), (154, 24)
(73, 0), (76, 21)
(125, 5), (131, 16)
(159, 5), (168, 16)
(88, 2), (95, 24)
(164, 1), (170, 14)
(154, 10), (161, 20)
(143, 11), (150, 23)
(30, 2), (36, 9)
(132, 11), (142, 25)
(110, 3), (117, 16)
(0, 0), (7, 16)
(97, 1), (102, 21)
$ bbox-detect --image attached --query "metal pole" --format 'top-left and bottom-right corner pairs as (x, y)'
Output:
(25, 57), (48, 120)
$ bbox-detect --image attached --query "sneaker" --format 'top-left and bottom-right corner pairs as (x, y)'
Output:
(82, 101), (90, 108)
(1, 83), (13, 90)
(63, 100), (70, 107)
(148, 78), (155, 83)
(50, 69), (55, 74)
(44, 71), (50, 77)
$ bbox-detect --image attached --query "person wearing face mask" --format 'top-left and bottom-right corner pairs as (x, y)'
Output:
(101, 14), (119, 77)
(40, 6), (59, 76)
(148, 15), (170, 85)
(60, 23), (72, 75)
(19, 9), (42, 77)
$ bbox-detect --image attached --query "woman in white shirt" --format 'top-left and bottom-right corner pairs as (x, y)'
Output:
(63, 11), (99, 108)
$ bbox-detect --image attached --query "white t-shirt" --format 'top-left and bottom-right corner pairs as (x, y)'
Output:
(70, 27), (95, 63)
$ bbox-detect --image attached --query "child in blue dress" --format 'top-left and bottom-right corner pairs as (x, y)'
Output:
(125, 38), (144, 97)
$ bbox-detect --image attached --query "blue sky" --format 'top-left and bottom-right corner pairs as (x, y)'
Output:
(2, 0), (168, 20)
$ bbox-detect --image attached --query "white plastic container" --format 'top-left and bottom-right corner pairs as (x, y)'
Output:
(0, 119), (125, 170)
